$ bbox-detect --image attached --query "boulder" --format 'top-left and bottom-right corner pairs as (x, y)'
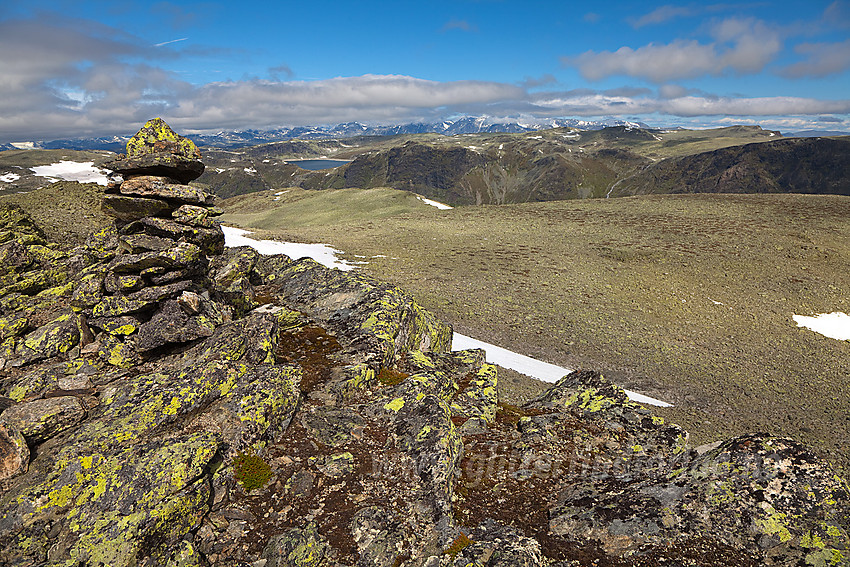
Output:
(135, 299), (218, 351)
(125, 117), (201, 160)
(0, 396), (86, 443)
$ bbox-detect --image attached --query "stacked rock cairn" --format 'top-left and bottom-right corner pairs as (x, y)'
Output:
(86, 118), (229, 362)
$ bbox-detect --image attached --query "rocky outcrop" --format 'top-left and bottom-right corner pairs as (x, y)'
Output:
(0, 121), (847, 566)
(614, 137), (850, 196)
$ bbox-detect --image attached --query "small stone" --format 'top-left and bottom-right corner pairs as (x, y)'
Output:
(57, 375), (94, 391)
(178, 291), (203, 314)
(121, 217), (224, 256)
(172, 204), (217, 228)
(88, 315), (141, 336)
(0, 424), (29, 481)
(127, 280), (192, 303)
(135, 300), (217, 351)
(92, 296), (154, 318)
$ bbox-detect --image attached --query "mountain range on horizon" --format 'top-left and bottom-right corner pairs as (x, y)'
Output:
(1, 116), (661, 152)
(4, 116), (847, 154)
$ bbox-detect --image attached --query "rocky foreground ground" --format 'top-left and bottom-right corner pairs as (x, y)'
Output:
(0, 120), (848, 566)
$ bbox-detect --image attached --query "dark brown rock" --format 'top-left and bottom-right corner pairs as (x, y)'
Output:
(121, 217), (224, 256)
(103, 153), (205, 185)
(101, 194), (172, 222)
(135, 299), (217, 351)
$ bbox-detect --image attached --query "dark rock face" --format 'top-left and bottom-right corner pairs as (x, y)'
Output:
(0, 122), (848, 566)
(616, 137), (850, 196)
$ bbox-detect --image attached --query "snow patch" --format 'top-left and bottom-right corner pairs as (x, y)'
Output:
(243, 167), (257, 174)
(793, 312), (850, 341)
(221, 225), (357, 271)
(452, 333), (673, 407)
(0, 173), (21, 183)
(416, 195), (453, 210)
(30, 161), (109, 185)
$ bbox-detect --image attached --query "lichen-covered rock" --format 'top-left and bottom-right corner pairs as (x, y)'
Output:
(135, 299), (218, 351)
(102, 118), (204, 184)
(262, 523), (334, 567)
(173, 203), (222, 227)
(0, 396), (86, 443)
(117, 175), (216, 206)
(122, 216), (224, 256)
(16, 311), (80, 363)
(101, 194), (172, 221)
(126, 118), (202, 160)
(103, 152), (206, 185)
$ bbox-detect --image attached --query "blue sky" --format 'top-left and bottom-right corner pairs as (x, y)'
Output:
(1, 0), (849, 141)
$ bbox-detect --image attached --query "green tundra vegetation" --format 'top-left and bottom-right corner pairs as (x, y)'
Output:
(220, 190), (850, 475)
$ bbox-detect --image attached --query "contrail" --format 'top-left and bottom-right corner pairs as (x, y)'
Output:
(154, 38), (188, 47)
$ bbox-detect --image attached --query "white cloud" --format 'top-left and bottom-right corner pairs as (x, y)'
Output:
(631, 5), (698, 28)
(563, 18), (782, 82)
(0, 14), (846, 141)
(781, 39), (850, 78)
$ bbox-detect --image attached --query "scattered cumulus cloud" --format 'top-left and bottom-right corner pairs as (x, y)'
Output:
(563, 18), (781, 82)
(440, 19), (477, 33)
(0, 13), (847, 141)
(630, 5), (699, 27)
(269, 64), (295, 79)
(823, 1), (850, 28)
(780, 39), (850, 78)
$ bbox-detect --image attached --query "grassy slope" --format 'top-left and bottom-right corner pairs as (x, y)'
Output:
(221, 191), (850, 475)
(0, 181), (111, 245)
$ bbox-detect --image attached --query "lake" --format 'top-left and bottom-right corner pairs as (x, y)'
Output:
(287, 159), (350, 170)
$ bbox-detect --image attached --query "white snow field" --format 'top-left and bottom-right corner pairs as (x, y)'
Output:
(223, 225), (673, 407)
(792, 312), (850, 341)
(416, 195), (453, 210)
(30, 161), (109, 185)
(452, 333), (672, 407)
(221, 225), (357, 271)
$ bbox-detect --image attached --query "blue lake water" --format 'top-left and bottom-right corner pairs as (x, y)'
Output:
(288, 159), (350, 170)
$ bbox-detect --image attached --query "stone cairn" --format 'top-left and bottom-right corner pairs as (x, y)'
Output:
(82, 118), (229, 362)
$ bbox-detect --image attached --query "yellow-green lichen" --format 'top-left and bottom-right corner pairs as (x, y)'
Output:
(384, 397), (405, 412)
(756, 505), (793, 543)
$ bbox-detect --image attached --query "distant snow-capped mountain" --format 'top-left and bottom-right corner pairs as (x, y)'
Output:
(2, 116), (653, 151)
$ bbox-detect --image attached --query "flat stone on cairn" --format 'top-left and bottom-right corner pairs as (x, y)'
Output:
(102, 117), (205, 184)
